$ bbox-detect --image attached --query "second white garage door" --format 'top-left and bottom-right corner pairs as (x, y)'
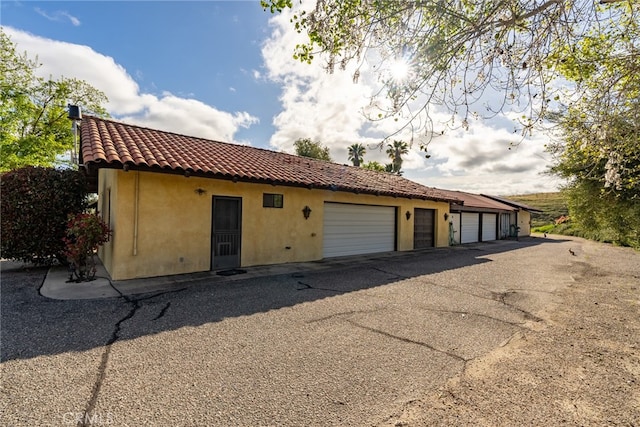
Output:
(461, 212), (480, 244)
(323, 203), (396, 258)
(482, 213), (497, 241)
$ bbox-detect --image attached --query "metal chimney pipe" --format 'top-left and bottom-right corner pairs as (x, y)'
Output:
(68, 105), (82, 166)
(68, 104), (82, 120)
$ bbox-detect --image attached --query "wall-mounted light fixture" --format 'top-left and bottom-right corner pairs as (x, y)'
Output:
(405, 210), (411, 220)
(444, 212), (449, 221)
(302, 205), (312, 219)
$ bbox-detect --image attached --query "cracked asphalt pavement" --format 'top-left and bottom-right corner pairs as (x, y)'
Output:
(2, 236), (638, 426)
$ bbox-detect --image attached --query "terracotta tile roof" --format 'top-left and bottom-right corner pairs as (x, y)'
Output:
(438, 190), (517, 212)
(80, 116), (458, 202)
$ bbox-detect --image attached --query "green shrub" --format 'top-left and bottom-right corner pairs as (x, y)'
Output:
(1, 166), (88, 264)
(564, 183), (640, 249)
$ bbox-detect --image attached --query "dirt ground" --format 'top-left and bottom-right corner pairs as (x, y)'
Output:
(386, 237), (640, 426)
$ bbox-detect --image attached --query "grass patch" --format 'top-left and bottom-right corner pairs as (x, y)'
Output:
(512, 192), (583, 239)
(533, 222), (619, 245)
(532, 224), (555, 234)
(507, 192), (569, 228)
(518, 192), (637, 249)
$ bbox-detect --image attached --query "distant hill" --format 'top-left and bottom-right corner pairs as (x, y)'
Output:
(506, 192), (569, 227)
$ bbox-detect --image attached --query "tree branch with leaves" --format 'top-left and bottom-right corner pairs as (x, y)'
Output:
(0, 29), (108, 172)
(263, 0), (637, 149)
(293, 137), (333, 161)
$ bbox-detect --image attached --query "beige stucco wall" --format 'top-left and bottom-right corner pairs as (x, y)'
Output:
(98, 169), (450, 280)
(97, 168), (116, 276)
(518, 210), (532, 237)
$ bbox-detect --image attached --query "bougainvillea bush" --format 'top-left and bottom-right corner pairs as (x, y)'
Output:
(1, 166), (88, 265)
(63, 213), (111, 282)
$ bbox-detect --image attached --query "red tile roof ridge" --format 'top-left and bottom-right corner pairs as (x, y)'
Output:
(80, 115), (460, 203)
(438, 189), (518, 211)
(82, 114), (340, 165)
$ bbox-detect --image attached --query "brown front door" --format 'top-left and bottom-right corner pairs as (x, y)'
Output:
(211, 196), (242, 270)
(414, 208), (435, 249)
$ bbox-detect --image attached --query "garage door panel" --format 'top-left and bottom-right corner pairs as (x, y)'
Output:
(323, 233), (395, 246)
(323, 203), (395, 258)
(482, 213), (497, 241)
(461, 213), (480, 244)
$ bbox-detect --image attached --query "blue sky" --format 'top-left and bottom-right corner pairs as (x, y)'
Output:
(2, 1), (280, 145)
(1, 1), (561, 194)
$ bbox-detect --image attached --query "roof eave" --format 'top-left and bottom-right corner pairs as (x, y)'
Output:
(83, 160), (456, 202)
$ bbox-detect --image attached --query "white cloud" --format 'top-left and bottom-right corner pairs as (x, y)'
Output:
(261, 5), (561, 195)
(119, 95), (258, 143)
(262, 7), (384, 158)
(35, 8), (81, 26)
(3, 27), (257, 144)
(404, 124), (561, 194)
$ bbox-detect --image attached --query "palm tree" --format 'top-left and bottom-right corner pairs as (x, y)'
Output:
(386, 140), (409, 174)
(347, 143), (366, 167)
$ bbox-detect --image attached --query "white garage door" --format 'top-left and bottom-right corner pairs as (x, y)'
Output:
(482, 213), (497, 241)
(323, 203), (395, 258)
(461, 213), (480, 244)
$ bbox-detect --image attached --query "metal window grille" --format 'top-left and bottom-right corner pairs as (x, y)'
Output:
(263, 193), (284, 208)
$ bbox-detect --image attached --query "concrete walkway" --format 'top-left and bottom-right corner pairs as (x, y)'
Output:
(39, 259), (324, 300)
(38, 249), (443, 300)
(41, 260), (119, 299)
(9, 239), (533, 300)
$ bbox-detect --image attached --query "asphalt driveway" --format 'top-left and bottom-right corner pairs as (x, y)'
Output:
(2, 237), (638, 426)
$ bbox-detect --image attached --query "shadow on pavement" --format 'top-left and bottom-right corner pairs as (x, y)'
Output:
(1, 237), (567, 361)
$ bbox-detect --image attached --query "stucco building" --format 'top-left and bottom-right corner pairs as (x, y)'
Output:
(80, 116), (459, 280)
